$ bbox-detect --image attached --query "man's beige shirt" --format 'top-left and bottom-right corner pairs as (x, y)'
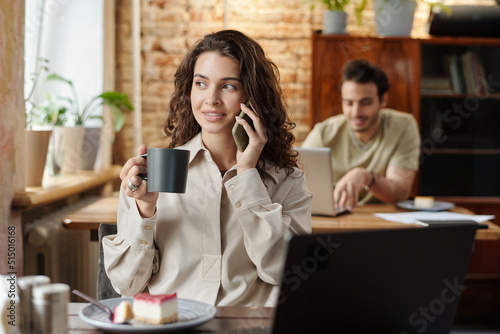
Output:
(302, 108), (421, 204)
(103, 133), (312, 306)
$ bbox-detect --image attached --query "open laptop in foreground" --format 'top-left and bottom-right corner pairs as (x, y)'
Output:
(219, 224), (478, 333)
(294, 147), (339, 216)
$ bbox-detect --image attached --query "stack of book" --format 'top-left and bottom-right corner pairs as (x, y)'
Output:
(421, 76), (453, 94)
(444, 51), (490, 95)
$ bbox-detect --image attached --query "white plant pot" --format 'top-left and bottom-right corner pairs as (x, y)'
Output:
(50, 126), (85, 175)
(25, 129), (52, 187)
(323, 10), (347, 35)
(79, 127), (101, 170)
(374, 0), (417, 37)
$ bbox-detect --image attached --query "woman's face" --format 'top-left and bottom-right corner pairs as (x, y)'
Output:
(191, 52), (247, 138)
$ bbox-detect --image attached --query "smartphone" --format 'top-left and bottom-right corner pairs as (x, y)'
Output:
(232, 109), (255, 152)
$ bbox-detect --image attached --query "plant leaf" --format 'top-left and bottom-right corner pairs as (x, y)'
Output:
(46, 73), (73, 86)
(99, 92), (134, 111)
(98, 92), (134, 132)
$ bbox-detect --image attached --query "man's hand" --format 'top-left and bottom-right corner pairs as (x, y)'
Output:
(334, 166), (416, 211)
(333, 167), (372, 212)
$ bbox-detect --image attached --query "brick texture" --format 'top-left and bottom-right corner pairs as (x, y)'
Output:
(113, 0), (496, 164)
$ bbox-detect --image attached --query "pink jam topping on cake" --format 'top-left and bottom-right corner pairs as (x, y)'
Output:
(133, 292), (177, 304)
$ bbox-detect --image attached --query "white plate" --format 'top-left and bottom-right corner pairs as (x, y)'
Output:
(397, 200), (455, 212)
(79, 297), (216, 333)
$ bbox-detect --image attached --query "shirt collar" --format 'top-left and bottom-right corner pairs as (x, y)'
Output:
(180, 132), (205, 165)
(180, 132), (280, 184)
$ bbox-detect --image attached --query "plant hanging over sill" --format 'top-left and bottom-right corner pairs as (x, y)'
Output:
(25, 58), (67, 129)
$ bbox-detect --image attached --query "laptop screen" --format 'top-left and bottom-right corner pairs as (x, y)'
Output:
(294, 147), (335, 216)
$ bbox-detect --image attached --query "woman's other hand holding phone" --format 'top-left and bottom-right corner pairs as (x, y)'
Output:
(235, 103), (268, 175)
(120, 144), (159, 218)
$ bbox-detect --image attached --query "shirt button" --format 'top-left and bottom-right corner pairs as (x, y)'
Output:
(144, 225), (151, 230)
(140, 240), (148, 245)
(229, 184), (235, 191)
(235, 201), (242, 208)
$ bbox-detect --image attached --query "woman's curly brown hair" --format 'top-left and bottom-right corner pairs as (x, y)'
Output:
(164, 30), (298, 175)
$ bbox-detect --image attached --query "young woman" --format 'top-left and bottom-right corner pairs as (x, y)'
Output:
(103, 30), (312, 306)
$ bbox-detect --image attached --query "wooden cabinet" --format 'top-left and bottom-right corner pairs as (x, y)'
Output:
(310, 33), (421, 126)
(418, 38), (500, 208)
(310, 32), (500, 223)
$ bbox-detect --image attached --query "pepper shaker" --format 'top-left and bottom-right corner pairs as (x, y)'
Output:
(17, 275), (51, 334)
(32, 283), (69, 334)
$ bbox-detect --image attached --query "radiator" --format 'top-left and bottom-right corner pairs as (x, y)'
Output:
(23, 198), (100, 300)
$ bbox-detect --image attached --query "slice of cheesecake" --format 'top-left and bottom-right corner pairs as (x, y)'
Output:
(112, 301), (134, 324)
(414, 196), (435, 208)
(132, 293), (178, 325)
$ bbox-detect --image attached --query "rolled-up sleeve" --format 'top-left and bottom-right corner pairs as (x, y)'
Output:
(224, 168), (312, 285)
(102, 188), (159, 296)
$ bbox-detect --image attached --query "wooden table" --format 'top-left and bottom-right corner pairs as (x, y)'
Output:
(312, 204), (500, 240)
(62, 197), (500, 241)
(68, 303), (273, 333)
(68, 302), (500, 333)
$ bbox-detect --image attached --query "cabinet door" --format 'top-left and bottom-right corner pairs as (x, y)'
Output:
(311, 34), (420, 127)
(419, 39), (500, 204)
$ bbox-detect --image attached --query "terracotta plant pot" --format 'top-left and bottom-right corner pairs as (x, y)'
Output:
(25, 129), (52, 187)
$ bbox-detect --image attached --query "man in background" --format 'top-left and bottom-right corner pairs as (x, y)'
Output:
(302, 59), (421, 212)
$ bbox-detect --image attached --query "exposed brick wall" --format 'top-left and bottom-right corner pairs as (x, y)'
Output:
(113, 0), (496, 165)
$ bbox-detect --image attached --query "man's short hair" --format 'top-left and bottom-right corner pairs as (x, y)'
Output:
(340, 59), (390, 100)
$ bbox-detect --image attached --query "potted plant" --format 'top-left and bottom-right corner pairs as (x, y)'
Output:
(309, 0), (350, 34)
(24, 58), (60, 187)
(45, 73), (133, 133)
(355, 0), (450, 37)
(43, 73), (134, 173)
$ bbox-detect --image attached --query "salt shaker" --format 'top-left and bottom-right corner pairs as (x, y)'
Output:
(32, 283), (69, 334)
(17, 275), (51, 334)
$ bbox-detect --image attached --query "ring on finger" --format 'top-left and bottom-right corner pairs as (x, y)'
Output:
(127, 179), (139, 192)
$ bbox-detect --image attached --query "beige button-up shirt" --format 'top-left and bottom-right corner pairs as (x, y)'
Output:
(103, 133), (312, 306)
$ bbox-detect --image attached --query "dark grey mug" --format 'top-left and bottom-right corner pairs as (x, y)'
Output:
(139, 148), (190, 193)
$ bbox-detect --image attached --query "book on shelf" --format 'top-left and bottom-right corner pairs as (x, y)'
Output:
(470, 52), (490, 95)
(443, 51), (490, 95)
(421, 76), (454, 94)
(444, 54), (465, 93)
(461, 52), (476, 94)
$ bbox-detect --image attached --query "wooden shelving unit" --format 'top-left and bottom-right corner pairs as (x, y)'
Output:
(12, 165), (121, 210)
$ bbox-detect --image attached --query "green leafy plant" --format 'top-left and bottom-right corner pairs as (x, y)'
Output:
(45, 73), (134, 132)
(25, 58), (66, 128)
(308, 0), (450, 26)
(309, 0), (351, 11)
(37, 95), (68, 126)
(25, 58), (47, 129)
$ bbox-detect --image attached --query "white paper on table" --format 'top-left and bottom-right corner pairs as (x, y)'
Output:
(374, 211), (496, 225)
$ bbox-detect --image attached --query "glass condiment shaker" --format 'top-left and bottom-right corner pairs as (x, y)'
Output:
(17, 275), (51, 334)
(32, 283), (69, 334)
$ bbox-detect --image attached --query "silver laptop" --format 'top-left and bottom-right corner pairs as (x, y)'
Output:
(294, 147), (336, 216)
